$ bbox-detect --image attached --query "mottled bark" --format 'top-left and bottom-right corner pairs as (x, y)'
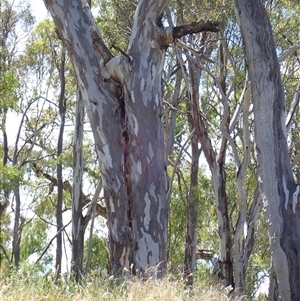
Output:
(234, 0), (300, 299)
(44, 0), (168, 276)
(43, 0), (218, 277)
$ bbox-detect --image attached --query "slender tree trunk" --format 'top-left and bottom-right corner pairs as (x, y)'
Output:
(164, 70), (182, 167)
(232, 79), (251, 296)
(0, 109), (9, 237)
(184, 50), (233, 287)
(211, 162), (233, 288)
(12, 187), (21, 267)
(234, 1), (300, 299)
(1, 109), (8, 166)
(183, 55), (201, 286)
(56, 47), (66, 276)
(71, 87), (85, 282)
(183, 132), (200, 286)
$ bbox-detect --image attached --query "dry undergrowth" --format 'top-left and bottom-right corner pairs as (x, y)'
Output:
(0, 276), (239, 301)
(0, 269), (255, 301)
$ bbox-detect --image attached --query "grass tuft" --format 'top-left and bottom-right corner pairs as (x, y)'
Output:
(0, 268), (254, 301)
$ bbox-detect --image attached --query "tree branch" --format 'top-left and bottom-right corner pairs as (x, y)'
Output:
(31, 163), (107, 218)
(92, 30), (113, 64)
(159, 20), (219, 47)
(292, 152), (300, 168)
(0, 243), (11, 264)
(34, 220), (71, 266)
(173, 20), (219, 39)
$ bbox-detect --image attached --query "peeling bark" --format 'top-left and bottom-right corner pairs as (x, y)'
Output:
(43, 0), (219, 277)
(44, 0), (168, 276)
(234, 0), (300, 299)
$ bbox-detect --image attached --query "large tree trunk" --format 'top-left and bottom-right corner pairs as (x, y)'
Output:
(234, 1), (300, 299)
(44, 0), (218, 277)
(44, 0), (168, 276)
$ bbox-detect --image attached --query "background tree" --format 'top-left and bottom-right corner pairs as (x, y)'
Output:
(234, 0), (300, 299)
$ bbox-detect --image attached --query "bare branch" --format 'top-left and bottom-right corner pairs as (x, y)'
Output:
(292, 152), (300, 168)
(175, 39), (215, 63)
(286, 80), (300, 132)
(0, 243), (11, 264)
(32, 163), (107, 218)
(173, 20), (219, 39)
(34, 220), (71, 266)
(159, 20), (219, 47)
(278, 44), (300, 62)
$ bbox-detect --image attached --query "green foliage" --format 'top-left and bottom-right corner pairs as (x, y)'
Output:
(0, 69), (18, 110)
(20, 217), (51, 265)
(168, 165), (217, 276)
(83, 231), (109, 274)
(0, 165), (23, 191)
(93, 0), (137, 52)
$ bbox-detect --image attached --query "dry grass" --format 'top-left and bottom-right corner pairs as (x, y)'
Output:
(0, 272), (243, 301)
(0, 266), (259, 301)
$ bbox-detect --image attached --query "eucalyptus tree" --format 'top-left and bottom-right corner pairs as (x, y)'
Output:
(234, 0), (300, 299)
(21, 18), (105, 275)
(173, 4), (268, 292)
(0, 0), (35, 268)
(43, 0), (218, 275)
